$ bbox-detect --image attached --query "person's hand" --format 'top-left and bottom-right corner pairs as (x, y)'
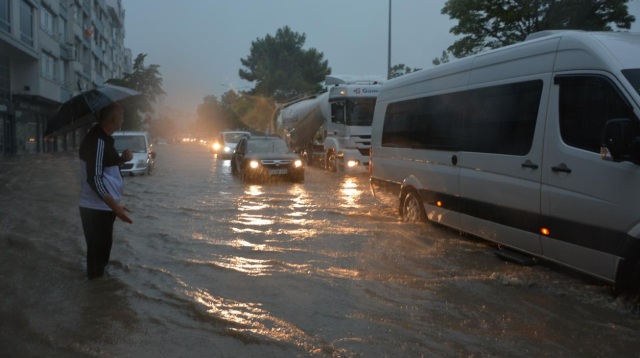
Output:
(122, 149), (133, 162)
(114, 204), (133, 224)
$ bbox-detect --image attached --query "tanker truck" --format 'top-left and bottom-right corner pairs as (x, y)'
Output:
(276, 75), (383, 172)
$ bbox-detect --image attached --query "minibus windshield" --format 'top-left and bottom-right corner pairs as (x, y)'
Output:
(622, 69), (640, 96)
(346, 98), (376, 126)
(114, 136), (147, 153)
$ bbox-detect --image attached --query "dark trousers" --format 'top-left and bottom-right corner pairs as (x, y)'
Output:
(79, 207), (116, 279)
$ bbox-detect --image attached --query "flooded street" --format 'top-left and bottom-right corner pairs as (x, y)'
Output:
(1, 143), (639, 358)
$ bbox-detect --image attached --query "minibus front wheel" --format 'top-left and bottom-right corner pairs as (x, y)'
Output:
(401, 190), (426, 223)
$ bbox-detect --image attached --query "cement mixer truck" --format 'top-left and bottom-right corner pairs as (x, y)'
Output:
(276, 75), (383, 172)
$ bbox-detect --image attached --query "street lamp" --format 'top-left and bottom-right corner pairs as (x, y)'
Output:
(388, 0), (392, 80)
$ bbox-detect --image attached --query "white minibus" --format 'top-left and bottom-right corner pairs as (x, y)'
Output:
(370, 31), (640, 289)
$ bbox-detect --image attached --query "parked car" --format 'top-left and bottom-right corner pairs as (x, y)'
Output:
(231, 137), (304, 182)
(113, 131), (156, 176)
(211, 131), (251, 159)
(370, 31), (640, 289)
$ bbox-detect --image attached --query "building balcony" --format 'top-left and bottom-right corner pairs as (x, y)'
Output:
(60, 87), (71, 103)
(82, 35), (91, 49)
(0, 31), (39, 60)
(94, 18), (104, 33)
(95, 73), (104, 86)
(82, 0), (91, 16)
(59, 5), (68, 20)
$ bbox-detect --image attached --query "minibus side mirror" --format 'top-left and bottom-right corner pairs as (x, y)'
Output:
(602, 118), (633, 162)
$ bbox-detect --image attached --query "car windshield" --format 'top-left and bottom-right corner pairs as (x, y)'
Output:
(247, 140), (291, 154)
(114, 136), (147, 153)
(224, 133), (249, 143)
(346, 98), (376, 126)
(622, 69), (640, 96)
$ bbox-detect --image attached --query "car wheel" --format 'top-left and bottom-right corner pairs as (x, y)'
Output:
(402, 190), (426, 223)
(327, 152), (337, 173)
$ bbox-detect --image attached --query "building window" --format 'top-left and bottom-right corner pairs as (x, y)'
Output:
(59, 60), (67, 85)
(58, 17), (67, 44)
(40, 5), (56, 37)
(0, 0), (10, 33)
(0, 53), (9, 100)
(41, 52), (58, 82)
(20, 1), (33, 46)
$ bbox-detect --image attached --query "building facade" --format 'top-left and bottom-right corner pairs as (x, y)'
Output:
(0, 0), (133, 156)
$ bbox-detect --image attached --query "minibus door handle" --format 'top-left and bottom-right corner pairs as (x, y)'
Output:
(521, 160), (539, 170)
(551, 164), (572, 174)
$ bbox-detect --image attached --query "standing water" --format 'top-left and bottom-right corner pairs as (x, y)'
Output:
(1, 144), (638, 357)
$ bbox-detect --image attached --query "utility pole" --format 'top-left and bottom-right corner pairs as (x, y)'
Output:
(387, 0), (392, 80)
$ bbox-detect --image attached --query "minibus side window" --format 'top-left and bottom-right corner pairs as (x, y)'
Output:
(412, 92), (465, 151)
(462, 80), (543, 156)
(381, 100), (416, 148)
(559, 76), (638, 154)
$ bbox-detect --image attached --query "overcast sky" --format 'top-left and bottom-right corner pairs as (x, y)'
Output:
(124, 0), (640, 113)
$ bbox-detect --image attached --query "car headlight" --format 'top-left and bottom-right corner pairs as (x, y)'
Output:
(213, 143), (220, 150)
(137, 159), (146, 168)
(250, 161), (259, 169)
(294, 159), (302, 168)
(224, 146), (231, 152)
(347, 160), (359, 168)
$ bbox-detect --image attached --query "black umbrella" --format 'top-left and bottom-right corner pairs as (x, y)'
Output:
(44, 85), (143, 137)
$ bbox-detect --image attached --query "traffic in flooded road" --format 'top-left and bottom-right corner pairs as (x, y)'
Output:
(1, 143), (639, 358)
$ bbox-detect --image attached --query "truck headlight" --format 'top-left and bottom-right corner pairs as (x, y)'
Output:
(250, 161), (259, 169)
(224, 146), (231, 152)
(347, 160), (359, 168)
(294, 159), (302, 168)
(213, 143), (220, 150)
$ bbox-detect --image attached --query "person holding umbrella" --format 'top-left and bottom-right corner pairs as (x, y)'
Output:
(46, 84), (143, 279)
(78, 102), (133, 279)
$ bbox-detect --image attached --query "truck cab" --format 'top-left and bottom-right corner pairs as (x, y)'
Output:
(321, 76), (382, 172)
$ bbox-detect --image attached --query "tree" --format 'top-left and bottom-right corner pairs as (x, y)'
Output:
(432, 51), (451, 66)
(390, 63), (422, 79)
(106, 54), (165, 130)
(436, 0), (635, 61)
(239, 26), (331, 102)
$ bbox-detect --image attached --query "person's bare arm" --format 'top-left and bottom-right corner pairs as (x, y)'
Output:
(103, 194), (133, 224)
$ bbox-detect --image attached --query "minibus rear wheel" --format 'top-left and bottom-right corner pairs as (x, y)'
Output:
(401, 190), (426, 223)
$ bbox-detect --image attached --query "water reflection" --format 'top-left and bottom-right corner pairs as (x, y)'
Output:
(340, 177), (362, 209)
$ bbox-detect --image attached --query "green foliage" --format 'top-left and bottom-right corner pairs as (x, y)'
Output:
(195, 90), (273, 137)
(239, 26), (331, 102)
(106, 54), (165, 131)
(432, 51), (451, 66)
(390, 63), (422, 79)
(437, 0), (636, 60)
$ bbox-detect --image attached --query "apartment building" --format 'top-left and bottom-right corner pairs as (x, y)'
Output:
(0, 0), (133, 156)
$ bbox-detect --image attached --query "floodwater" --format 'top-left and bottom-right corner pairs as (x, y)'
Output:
(1, 144), (639, 358)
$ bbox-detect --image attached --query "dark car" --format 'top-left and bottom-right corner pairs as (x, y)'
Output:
(231, 137), (304, 182)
